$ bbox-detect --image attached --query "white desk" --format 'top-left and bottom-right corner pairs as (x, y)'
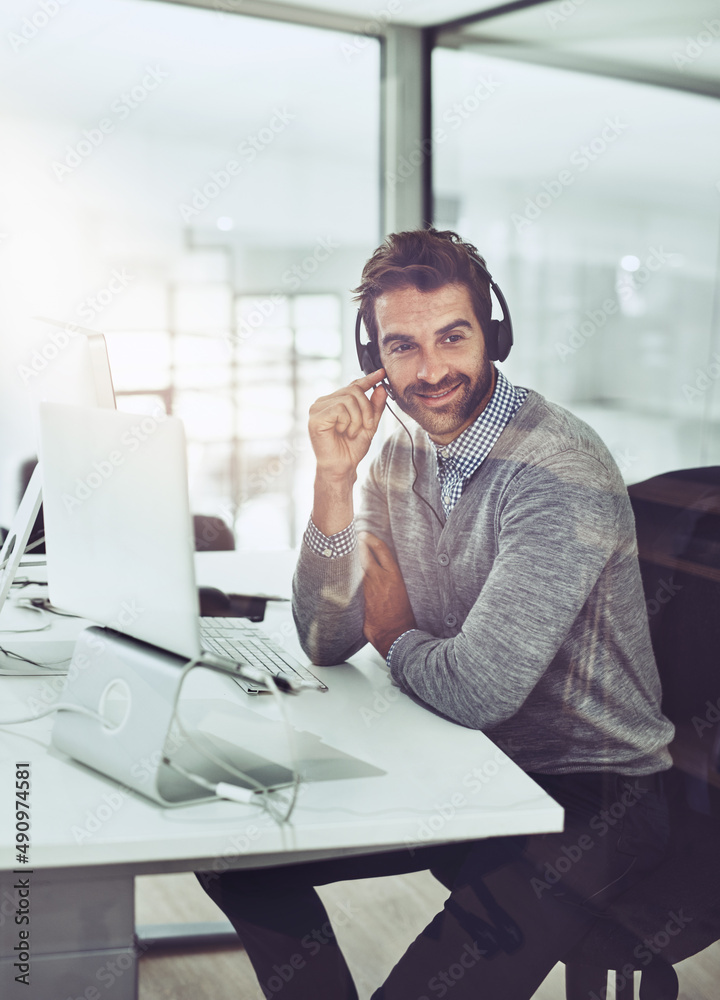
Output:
(0, 552), (563, 1000)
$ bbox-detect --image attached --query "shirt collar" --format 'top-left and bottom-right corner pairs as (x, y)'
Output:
(430, 367), (527, 479)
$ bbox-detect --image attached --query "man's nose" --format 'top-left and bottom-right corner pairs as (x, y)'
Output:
(415, 347), (449, 384)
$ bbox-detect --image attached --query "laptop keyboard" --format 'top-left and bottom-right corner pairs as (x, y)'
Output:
(199, 617), (327, 694)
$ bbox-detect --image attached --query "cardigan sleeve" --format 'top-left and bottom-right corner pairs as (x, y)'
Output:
(388, 450), (626, 729)
(291, 444), (393, 665)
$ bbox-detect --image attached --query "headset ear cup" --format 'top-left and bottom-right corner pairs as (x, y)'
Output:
(486, 319), (500, 362)
(495, 321), (512, 363)
(360, 347), (376, 377)
(356, 310), (395, 399)
(485, 276), (513, 362)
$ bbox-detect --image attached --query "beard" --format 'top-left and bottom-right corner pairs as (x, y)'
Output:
(391, 365), (495, 440)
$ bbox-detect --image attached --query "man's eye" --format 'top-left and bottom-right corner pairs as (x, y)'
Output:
(391, 343), (414, 354)
(444, 334), (463, 344)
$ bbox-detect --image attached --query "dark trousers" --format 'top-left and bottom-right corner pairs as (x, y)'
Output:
(196, 771), (669, 1000)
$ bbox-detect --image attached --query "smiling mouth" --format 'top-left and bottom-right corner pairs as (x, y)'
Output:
(414, 383), (462, 402)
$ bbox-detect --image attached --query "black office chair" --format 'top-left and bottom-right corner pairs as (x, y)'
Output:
(563, 467), (720, 1000)
(193, 513), (236, 552)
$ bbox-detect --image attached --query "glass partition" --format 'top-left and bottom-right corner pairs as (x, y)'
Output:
(432, 47), (720, 482)
(0, 0), (380, 545)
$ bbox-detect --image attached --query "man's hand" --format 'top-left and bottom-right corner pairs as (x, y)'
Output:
(309, 370), (387, 483)
(310, 371), (387, 537)
(360, 532), (416, 660)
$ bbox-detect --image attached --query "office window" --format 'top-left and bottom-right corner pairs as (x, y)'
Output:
(106, 287), (342, 548)
(0, 0), (379, 540)
(432, 49), (720, 482)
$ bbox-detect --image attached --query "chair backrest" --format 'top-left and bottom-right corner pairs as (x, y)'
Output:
(628, 466), (720, 808)
(193, 514), (236, 552)
(564, 467), (720, 1000)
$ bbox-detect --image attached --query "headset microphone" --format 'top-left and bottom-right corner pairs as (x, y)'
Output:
(354, 257), (514, 387)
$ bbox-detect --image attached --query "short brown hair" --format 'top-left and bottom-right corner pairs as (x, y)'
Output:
(352, 229), (492, 347)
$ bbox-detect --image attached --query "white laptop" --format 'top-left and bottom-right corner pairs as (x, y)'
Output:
(36, 401), (324, 691)
(37, 402), (383, 804)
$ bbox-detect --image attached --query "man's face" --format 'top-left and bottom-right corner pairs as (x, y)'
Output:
(375, 282), (495, 445)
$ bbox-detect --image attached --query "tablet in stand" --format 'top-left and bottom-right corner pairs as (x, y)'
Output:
(0, 464), (43, 615)
(0, 320), (116, 627)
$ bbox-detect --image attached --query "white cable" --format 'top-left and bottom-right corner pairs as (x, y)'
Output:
(216, 781), (257, 804)
(0, 702), (110, 726)
(1, 651), (301, 823)
(0, 657), (69, 675)
(162, 755), (258, 805)
(166, 655), (302, 825)
(0, 603), (51, 633)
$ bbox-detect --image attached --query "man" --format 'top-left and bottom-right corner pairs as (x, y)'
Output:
(198, 229), (674, 999)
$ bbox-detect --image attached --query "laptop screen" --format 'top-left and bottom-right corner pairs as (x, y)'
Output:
(38, 402), (201, 659)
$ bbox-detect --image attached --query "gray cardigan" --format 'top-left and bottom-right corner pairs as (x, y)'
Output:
(292, 390), (674, 775)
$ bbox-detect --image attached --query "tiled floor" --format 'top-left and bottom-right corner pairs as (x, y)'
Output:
(136, 871), (720, 1000)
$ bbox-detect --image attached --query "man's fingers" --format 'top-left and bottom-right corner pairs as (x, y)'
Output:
(352, 368), (386, 393)
(313, 381), (382, 436)
(369, 383), (388, 425)
(345, 382), (382, 430)
(315, 394), (366, 438)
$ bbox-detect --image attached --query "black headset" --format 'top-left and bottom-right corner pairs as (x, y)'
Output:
(354, 257), (514, 401)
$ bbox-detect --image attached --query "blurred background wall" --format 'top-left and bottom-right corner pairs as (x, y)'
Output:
(1, 0), (719, 549)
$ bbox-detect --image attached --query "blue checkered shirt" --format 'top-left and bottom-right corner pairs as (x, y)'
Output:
(433, 368), (527, 517)
(303, 368), (527, 555)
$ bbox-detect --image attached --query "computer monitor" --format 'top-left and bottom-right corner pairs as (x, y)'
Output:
(27, 318), (116, 412)
(0, 320), (117, 615)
